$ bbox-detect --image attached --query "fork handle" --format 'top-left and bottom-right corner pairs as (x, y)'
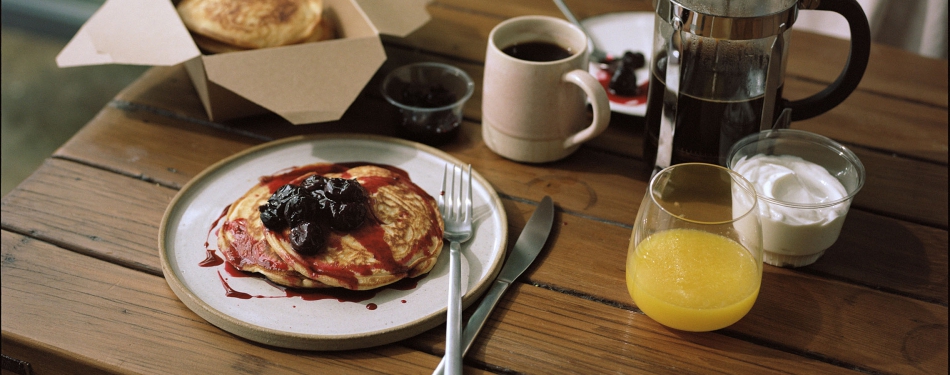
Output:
(433, 277), (511, 375)
(444, 241), (463, 375)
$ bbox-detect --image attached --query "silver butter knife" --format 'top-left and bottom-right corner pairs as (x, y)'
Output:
(433, 196), (555, 375)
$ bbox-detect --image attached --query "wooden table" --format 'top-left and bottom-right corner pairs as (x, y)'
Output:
(3, 1), (947, 374)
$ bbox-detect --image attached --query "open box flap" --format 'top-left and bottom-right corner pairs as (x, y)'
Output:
(56, 0), (200, 67)
(54, 0), (430, 125)
(200, 0), (391, 124)
(204, 36), (386, 124)
(355, 0), (432, 37)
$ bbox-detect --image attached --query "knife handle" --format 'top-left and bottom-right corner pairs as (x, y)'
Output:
(432, 279), (511, 375)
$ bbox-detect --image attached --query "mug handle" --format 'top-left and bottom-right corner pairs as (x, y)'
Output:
(562, 69), (611, 149)
(786, 0), (872, 121)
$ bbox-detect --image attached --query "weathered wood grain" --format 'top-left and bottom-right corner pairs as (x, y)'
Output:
(54, 88), (949, 228)
(4, 0), (947, 374)
(1, 231), (482, 375)
(417, 0), (948, 108)
(4, 230), (866, 375)
(2, 159), (945, 374)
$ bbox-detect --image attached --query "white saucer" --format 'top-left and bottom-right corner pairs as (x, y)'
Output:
(582, 12), (655, 116)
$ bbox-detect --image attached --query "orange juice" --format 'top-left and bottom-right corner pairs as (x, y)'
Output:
(627, 228), (760, 331)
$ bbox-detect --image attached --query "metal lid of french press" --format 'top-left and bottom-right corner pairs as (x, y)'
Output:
(653, 0), (808, 40)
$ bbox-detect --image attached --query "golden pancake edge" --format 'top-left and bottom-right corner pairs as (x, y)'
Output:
(177, 0), (334, 52)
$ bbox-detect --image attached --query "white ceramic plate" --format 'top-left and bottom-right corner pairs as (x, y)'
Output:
(583, 11), (655, 116)
(159, 134), (508, 350)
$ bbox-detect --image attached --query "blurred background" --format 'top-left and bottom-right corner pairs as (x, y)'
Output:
(2, 0), (946, 197)
(1, 0), (148, 196)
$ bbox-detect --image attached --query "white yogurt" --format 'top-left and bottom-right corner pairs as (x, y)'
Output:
(732, 154), (851, 264)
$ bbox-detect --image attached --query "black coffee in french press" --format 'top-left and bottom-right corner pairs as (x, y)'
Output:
(642, 0), (871, 170)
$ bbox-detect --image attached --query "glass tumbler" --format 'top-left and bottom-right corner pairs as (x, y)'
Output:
(627, 163), (763, 331)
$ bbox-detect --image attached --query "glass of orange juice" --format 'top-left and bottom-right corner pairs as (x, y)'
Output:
(627, 163), (763, 331)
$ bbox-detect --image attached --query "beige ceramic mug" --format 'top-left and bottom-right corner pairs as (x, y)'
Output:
(482, 15), (611, 163)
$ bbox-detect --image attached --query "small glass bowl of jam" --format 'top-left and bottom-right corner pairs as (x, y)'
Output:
(381, 62), (474, 146)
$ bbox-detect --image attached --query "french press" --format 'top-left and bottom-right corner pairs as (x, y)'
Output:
(643, 0), (871, 173)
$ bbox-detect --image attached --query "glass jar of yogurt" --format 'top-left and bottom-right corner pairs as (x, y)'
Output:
(727, 129), (865, 267)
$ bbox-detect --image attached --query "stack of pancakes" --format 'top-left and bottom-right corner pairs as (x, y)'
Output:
(218, 164), (445, 291)
(177, 0), (336, 54)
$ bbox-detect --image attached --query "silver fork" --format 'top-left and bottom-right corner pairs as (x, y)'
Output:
(436, 164), (473, 375)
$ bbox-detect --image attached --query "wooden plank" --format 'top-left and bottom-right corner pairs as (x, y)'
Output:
(413, 1), (948, 108)
(848, 146), (948, 228)
(97, 1), (947, 166)
(0, 159), (174, 275)
(2, 231), (862, 375)
(464, 119), (949, 228)
(808, 210), (949, 304)
(108, 46), (947, 168)
(54, 103), (261, 189)
(57, 78), (949, 228)
(3, 333), (115, 375)
(40, 99), (947, 270)
(419, 284), (865, 375)
(436, 0), (655, 19)
(389, 5), (950, 163)
(1, 231), (487, 375)
(11, 158), (943, 305)
(535, 202), (948, 306)
(105, 49), (949, 175)
(411, 41), (947, 165)
(5, 2), (947, 374)
(788, 31), (949, 109)
(786, 80), (948, 165)
(523, 204), (948, 375)
(2, 159), (945, 374)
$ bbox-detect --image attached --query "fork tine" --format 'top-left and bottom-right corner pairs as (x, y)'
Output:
(465, 164), (472, 222)
(439, 164), (448, 214)
(457, 165), (465, 220)
(449, 164), (458, 220)
(441, 163), (473, 223)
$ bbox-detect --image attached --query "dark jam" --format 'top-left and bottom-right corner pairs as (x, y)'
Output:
(258, 174), (369, 255)
(608, 51), (646, 96)
(199, 249), (224, 267)
(391, 82), (462, 146)
(213, 259), (422, 303)
(594, 51), (649, 106)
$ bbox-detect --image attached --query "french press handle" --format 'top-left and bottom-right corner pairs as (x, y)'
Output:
(785, 0), (872, 121)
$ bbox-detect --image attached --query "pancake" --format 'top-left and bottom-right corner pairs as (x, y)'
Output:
(217, 179), (327, 288)
(217, 163), (444, 290)
(190, 14), (334, 54)
(177, 0), (332, 52)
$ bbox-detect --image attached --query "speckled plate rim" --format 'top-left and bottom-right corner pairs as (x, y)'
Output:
(158, 134), (508, 350)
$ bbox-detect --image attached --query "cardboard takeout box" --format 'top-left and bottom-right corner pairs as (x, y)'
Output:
(57, 0), (431, 124)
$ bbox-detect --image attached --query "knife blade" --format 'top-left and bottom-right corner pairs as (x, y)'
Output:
(433, 196), (555, 375)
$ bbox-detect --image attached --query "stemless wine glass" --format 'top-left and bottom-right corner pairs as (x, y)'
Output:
(626, 163), (763, 331)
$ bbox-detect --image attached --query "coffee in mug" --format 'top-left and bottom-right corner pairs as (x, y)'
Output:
(501, 41), (573, 62)
(482, 16), (610, 163)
